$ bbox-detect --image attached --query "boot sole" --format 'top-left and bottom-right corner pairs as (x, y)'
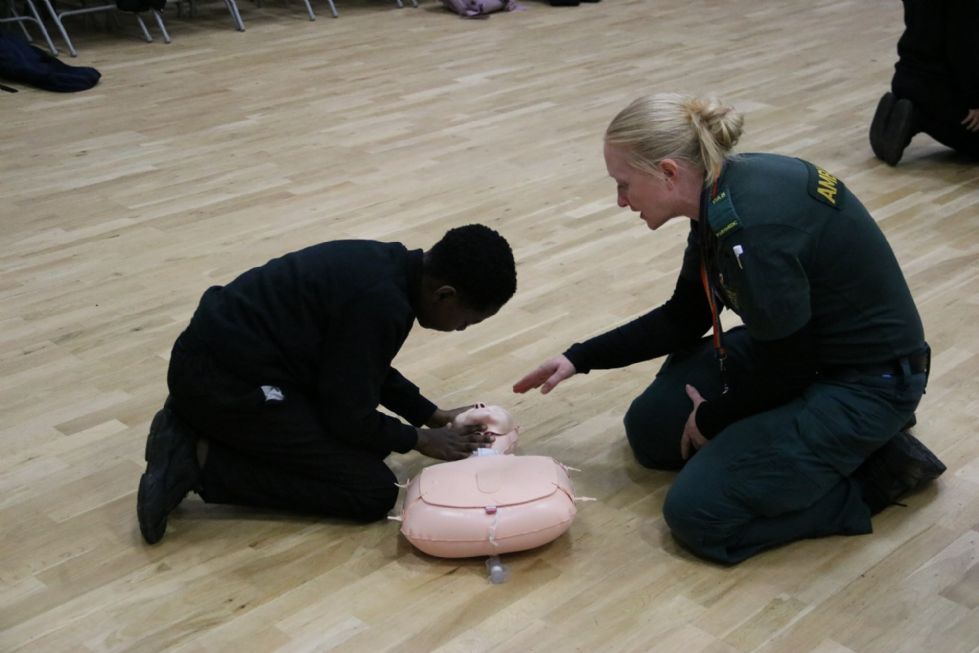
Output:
(137, 408), (174, 544)
(137, 471), (166, 544)
(882, 99), (916, 166)
(137, 406), (190, 545)
(869, 92), (895, 162)
(889, 431), (946, 485)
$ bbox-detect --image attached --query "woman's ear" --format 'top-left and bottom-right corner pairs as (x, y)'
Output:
(659, 158), (680, 180)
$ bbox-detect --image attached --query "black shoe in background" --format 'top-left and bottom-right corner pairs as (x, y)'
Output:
(136, 400), (201, 544)
(870, 92), (918, 166)
(855, 430), (946, 515)
(869, 92), (895, 162)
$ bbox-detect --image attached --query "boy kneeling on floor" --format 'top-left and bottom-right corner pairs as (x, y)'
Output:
(137, 224), (517, 544)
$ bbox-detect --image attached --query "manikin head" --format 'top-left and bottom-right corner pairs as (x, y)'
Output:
(453, 403), (519, 455)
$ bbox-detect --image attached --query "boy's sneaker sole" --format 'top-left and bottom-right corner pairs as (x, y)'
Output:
(136, 403), (199, 544)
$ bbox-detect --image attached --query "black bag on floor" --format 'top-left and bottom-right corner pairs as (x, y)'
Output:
(0, 33), (100, 92)
(116, 0), (165, 12)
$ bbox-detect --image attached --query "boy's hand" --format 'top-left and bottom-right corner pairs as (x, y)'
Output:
(415, 424), (494, 461)
(426, 405), (480, 428)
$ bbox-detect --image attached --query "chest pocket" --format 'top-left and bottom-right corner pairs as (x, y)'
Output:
(714, 246), (744, 314)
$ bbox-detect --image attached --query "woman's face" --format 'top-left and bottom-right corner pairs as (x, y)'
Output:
(604, 143), (678, 231)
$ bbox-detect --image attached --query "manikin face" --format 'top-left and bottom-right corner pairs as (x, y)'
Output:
(604, 142), (678, 231)
(418, 288), (498, 332)
(453, 403), (519, 455)
(453, 404), (516, 435)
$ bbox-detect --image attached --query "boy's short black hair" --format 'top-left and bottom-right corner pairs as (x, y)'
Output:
(426, 224), (517, 311)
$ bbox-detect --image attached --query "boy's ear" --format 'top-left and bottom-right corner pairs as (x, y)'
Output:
(434, 285), (458, 302)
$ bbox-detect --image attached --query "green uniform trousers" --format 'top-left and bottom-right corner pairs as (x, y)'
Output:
(624, 327), (927, 564)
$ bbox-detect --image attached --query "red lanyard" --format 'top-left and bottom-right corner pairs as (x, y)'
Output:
(699, 260), (726, 360)
(699, 179), (729, 393)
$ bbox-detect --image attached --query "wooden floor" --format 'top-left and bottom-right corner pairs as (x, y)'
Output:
(3, 0), (979, 651)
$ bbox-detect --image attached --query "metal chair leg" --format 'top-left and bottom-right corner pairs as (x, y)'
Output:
(134, 12), (152, 41)
(223, 0), (244, 30)
(16, 19), (32, 41)
(6, 0), (33, 41)
(152, 9), (169, 42)
(300, 0), (314, 21)
(3, 0), (60, 54)
(25, 0), (59, 54)
(38, 0), (76, 56)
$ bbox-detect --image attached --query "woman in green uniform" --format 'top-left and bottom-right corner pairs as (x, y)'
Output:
(514, 93), (945, 564)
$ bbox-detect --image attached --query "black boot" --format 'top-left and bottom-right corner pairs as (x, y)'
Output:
(137, 399), (201, 544)
(869, 92), (917, 166)
(854, 430), (946, 515)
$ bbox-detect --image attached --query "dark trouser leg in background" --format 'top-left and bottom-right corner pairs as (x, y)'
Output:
(892, 70), (979, 159)
(166, 336), (399, 523)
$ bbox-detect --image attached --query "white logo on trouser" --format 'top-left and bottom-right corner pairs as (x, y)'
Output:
(261, 385), (285, 402)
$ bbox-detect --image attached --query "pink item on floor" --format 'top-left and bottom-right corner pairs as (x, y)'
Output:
(398, 455), (578, 558)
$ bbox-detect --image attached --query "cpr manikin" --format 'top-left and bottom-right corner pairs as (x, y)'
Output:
(393, 404), (585, 580)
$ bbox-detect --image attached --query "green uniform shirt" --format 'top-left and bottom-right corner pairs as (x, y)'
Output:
(697, 153), (924, 365)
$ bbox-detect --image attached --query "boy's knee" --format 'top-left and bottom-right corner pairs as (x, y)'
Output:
(354, 466), (399, 521)
(357, 483), (399, 522)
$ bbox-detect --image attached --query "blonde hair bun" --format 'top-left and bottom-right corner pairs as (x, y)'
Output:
(681, 96), (744, 152)
(606, 93), (744, 184)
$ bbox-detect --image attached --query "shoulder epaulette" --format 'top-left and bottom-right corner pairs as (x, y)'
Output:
(707, 187), (742, 238)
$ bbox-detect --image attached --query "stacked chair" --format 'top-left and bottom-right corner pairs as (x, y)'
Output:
(3, 0), (417, 58)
